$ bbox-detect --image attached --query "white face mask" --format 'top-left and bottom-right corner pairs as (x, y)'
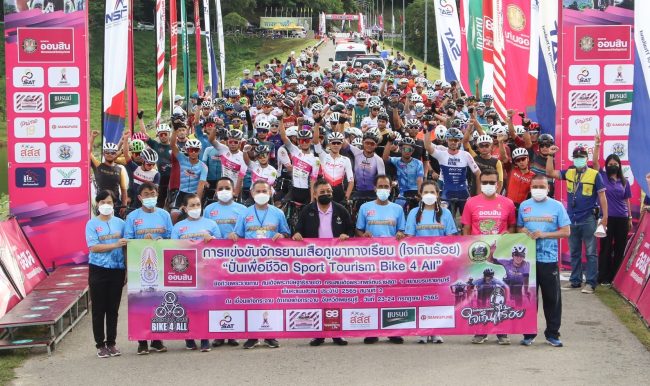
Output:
(187, 208), (202, 219)
(531, 188), (548, 202)
(217, 189), (233, 203)
(376, 189), (390, 201)
(422, 193), (437, 206)
(254, 193), (270, 206)
(481, 184), (497, 196)
(98, 204), (113, 216)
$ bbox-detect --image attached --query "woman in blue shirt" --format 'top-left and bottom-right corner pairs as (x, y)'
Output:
(405, 181), (457, 345)
(85, 190), (127, 358)
(171, 193), (219, 352)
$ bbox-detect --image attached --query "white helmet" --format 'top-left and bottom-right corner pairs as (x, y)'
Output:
(477, 134), (493, 145)
(328, 132), (345, 142)
(141, 148), (159, 164)
(185, 139), (202, 149)
(352, 137), (363, 148)
(424, 89), (436, 99)
(312, 103), (324, 111)
(492, 125), (508, 137)
(410, 94), (423, 103)
(435, 125), (447, 141)
(356, 91), (368, 99)
(512, 147), (529, 160)
(255, 120), (271, 130)
(156, 124), (172, 135)
(471, 130), (480, 141)
(329, 112), (340, 122)
(103, 142), (119, 151)
(405, 118), (421, 128)
(314, 86), (326, 96)
(368, 99), (381, 108)
(285, 126), (299, 137)
(514, 125), (526, 136)
(512, 244), (527, 255)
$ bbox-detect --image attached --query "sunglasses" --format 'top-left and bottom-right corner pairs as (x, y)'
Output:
(372, 108), (380, 111)
(481, 181), (497, 185)
(104, 151), (117, 155)
(132, 152), (141, 156)
(539, 144), (551, 148)
(330, 142), (342, 145)
(145, 162), (156, 166)
(515, 157), (528, 163)
(298, 139), (311, 143)
(257, 129), (269, 133)
(227, 140), (240, 145)
(478, 143), (491, 148)
(187, 148), (200, 153)
(401, 146), (414, 152)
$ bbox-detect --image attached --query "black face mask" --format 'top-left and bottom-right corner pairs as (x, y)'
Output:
(606, 165), (620, 175)
(317, 194), (333, 205)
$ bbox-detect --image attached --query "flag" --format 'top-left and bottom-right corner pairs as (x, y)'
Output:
(534, 0), (558, 135)
(467, 0), (484, 95)
(215, 0), (226, 92)
(482, 0), (494, 100)
(170, 0), (178, 112)
(155, 0), (165, 126)
(459, 0), (471, 93)
(203, 0), (214, 97)
(180, 0), (191, 110)
(433, 0), (462, 82)
(503, 0), (532, 116)
(194, 0), (204, 94)
(491, 0), (507, 119)
(127, 0), (138, 133)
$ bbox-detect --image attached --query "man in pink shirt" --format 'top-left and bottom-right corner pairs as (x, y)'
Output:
(461, 170), (516, 345)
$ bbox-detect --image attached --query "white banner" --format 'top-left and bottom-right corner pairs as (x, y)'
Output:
(155, 0), (165, 126)
(215, 0), (226, 91)
(491, 0), (506, 118)
(538, 0), (558, 103)
(433, 0), (462, 82)
(203, 0), (212, 94)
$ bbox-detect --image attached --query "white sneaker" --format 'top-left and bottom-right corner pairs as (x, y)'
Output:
(417, 337), (428, 344)
(581, 285), (595, 294)
(431, 335), (444, 344)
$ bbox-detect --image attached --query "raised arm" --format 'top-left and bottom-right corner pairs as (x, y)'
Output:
(546, 145), (562, 179)
(592, 130), (601, 170)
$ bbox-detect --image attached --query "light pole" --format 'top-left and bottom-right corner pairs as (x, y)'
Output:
(402, 0), (405, 51)
(424, 0), (428, 63)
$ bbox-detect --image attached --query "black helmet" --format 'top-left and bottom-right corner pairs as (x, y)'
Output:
(538, 133), (555, 146)
(483, 268), (495, 277)
(377, 112), (389, 121)
(330, 102), (346, 113)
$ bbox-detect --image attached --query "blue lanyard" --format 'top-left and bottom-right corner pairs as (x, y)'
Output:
(254, 207), (268, 227)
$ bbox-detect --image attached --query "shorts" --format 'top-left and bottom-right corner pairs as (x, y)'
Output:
(169, 190), (192, 212)
(291, 187), (311, 205)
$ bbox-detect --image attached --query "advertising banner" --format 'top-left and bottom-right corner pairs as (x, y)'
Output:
(260, 17), (312, 30)
(503, 0), (531, 115)
(433, 0), (462, 82)
(613, 212), (650, 305)
(533, 0), (558, 134)
(467, 0), (485, 95)
(0, 268), (21, 319)
(128, 235), (537, 340)
(0, 218), (47, 297)
(3, 3), (91, 268)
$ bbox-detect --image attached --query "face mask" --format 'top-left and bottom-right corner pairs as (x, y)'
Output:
(573, 157), (587, 168)
(254, 193), (270, 205)
(98, 204), (113, 216)
(217, 190), (233, 202)
(531, 188), (548, 202)
(141, 197), (157, 209)
(481, 184), (497, 196)
(376, 189), (390, 201)
(422, 193), (437, 206)
(187, 208), (202, 219)
(606, 165), (619, 175)
(317, 194), (333, 205)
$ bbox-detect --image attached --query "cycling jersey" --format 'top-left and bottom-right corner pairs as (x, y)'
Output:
(247, 160), (278, 187)
(212, 141), (248, 187)
(429, 145), (479, 195)
(176, 152), (208, 194)
(360, 115), (378, 129)
(285, 142), (320, 189)
(349, 145), (386, 191)
(389, 157), (424, 193)
(277, 144), (292, 173)
(494, 259), (530, 286)
(124, 208), (173, 240)
(203, 201), (246, 236)
(146, 139), (172, 176)
(507, 168), (535, 205)
(201, 147), (223, 181)
(314, 144), (354, 187)
(127, 163), (160, 207)
(92, 163), (125, 202)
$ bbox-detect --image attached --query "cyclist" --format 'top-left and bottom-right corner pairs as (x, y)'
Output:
(345, 129), (386, 206)
(243, 144), (278, 202)
(279, 122), (321, 205)
(170, 130), (208, 223)
(382, 135), (424, 210)
(474, 268), (509, 308)
(469, 133), (504, 194)
(313, 131), (354, 203)
(507, 147), (535, 207)
(90, 130), (128, 217)
(488, 244), (531, 307)
(139, 119), (173, 208)
(125, 148), (160, 210)
(208, 128), (248, 200)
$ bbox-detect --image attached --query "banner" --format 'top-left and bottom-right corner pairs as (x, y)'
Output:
(467, 0), (484, 95)
(126, 0), (137, 133)
(433, 0), (462, 82)
(4, 3), (91, 268)
(194, 0), (204, 94)
(503, 0), (531, 116)
(128, 235), (537, 340)
(155, 0), (165, 125)
(613, 212), (650, 304)
(0, 268), (21, 319)
(0, 218), (47, 297)
(215, 0), (226, 92)
(169, 0), (178, 111)
(180, 0), (191, 108)
(533, 0), (558, 134)
(491, 0), (507, 118)
(102, 0), (129, 145)
(202, 0), (214, 96)
(259, 17), (312, 30)
(459, 0), (471, 93)
(482, 0), (495, 97)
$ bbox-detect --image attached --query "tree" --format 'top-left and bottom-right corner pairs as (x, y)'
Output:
(404, 0), (439, 67)
(223, 12), (249, 32)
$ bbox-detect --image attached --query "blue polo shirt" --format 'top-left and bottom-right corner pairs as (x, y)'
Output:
(85, 216), (126, 269)
(517, 197), (571, 263)
(560, 167), (605, 223)
(356, 201), (405, 237)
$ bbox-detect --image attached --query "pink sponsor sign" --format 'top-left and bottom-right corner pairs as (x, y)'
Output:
(613, 212), (650, 304)
(127, 235), (538, 340)
(0, 218), (47, 297)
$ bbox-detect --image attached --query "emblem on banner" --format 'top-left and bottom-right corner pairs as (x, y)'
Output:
(611, 143), (626, 158)
(57, 144), (73, 160)
(164, 249), (197, 287)
(140, 247), (159, 289)
(506, 5), (525, 32)
(468, 241), (490, 262)
(579, 35), (594, 52)
(22, 38), (37, 53)
(151, 291), (189, 333)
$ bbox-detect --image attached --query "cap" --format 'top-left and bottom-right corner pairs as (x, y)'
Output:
(243, 69), (250, 75)
(573, 146), (588, 158)
(174, 95), (184, 102)
(190, 92), (199, 99)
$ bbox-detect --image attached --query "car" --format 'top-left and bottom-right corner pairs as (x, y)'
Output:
(135, 22), (154, 31)
(329, 42), (367, 67)
(351, 55), (387, 76)
(174, 21), (195, 35)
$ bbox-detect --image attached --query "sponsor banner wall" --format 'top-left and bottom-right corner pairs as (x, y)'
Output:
(259, 17), (312, 30)
(128, 235), (537, 340)
(0, 218), (48, 297)
(3, 4), (91, 268)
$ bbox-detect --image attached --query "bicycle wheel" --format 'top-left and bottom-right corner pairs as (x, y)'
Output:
(155, 306), (167, 318)
(164, 291), (177, 303)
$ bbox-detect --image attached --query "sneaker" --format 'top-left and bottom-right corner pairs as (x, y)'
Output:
(264, 339), (280, 348)
(471, 335), (488, 344)
(546, 337), (563, 347)
(520, 337), (535, 346)
(227, 339), (239, 347)
(243, 339), (259, 349)
(581, 285), (595, 294)
(137, 342), (149, 355)
(212, 339), (225, 348)
(150, 340), (167, 352)
(185, 340), (198, 350)
(107, 345), (121, 357)
(563, 282), (582, 289)
(332, 338), (348, 346)
(388, 336), (404, 344)
(497, 336), (511, 345)
(364, 337), (379, 344)
(97, 346), (110, 358)
(417, 337), (427, 344)
(310, 338), (325, 346)
(431, 335), (444, 344)
(200, 340), (211, 352)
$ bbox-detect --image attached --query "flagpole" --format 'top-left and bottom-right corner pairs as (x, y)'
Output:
(424, 0), (428, 64)
(402, 0), (405, 52)
(391, 0), (394, 48)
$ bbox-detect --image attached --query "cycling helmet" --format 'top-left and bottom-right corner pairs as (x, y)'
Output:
(230, 88), (241, 97)
(368, 99), (381, 108)
(512, 147), (529, 160)
(482, 94), (494, 102)
(132, 132), (148, 141)
(445, 128), (463, 140)
(297, 130), (313, 140)
(141, 148), (159, 163)
(538, 133), (555, 146)
(477, 134), (493, 145)
(476, 102), (486, 110)
(424, 89), (436, 99)
(261, 99), (273, 107)
(238, 111), (247, 120)
(129, 139), (145, 153)
(336, 83), (345, 92)
(314, 86), (326, 96)
(512, 244), (527, 256)
(451, 119), (462, 128)
(302, 117), (315, 128)
(492, 125), (508, 137)
(471, 130), (480, 141)
(356, 91), (368, 99)
(285, 126), (299, 137)
(103, 142), (119, 152)
(281, 99), (295, 109)
(296, 84), (306, 93)
(308, 95), (320, 104)
(346, 127), (363, 138)
(201, 100), (213, 109)
(377, 112), (389, 121)
(330, 102), (346, 113)
(401, 137), (416, 146)
(352, 137), (363, 149)
(328, 132), (345, 142)
(224, 102), (234, 110)
(268, 116), (279, 125)
(363, 129), (380, 143)
(405, 118), (421, 128)
(256, 145), (270, 154)
(414, 102), (425, 112)
(227, 129), (244, 140)
(410, 94), (423, 103)
(515, 125), (526, 136)
(185, 139), (202, 149)
(329, 112), (341, 122)
(441, 81), (451, 88)
(483, 268), (495, 277)
(255, 121), (271, 131)
(247, 138), (260, 146)
(435, 125), (447, 140)
(433, 79), (443, 88)
(311, 103), (324, 111)
(157, 124), (172, 135)
(171, 112), (186, 123)
(392, 132), (403, 144)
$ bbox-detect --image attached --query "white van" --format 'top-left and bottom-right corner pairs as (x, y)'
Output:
(290, 27), (307, 38)
(329, 42), (367, 67)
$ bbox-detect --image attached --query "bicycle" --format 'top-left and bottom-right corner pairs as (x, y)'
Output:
(280, 199), (306, 234)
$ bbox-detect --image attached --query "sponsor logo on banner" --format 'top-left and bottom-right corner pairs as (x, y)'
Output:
(342, 308), (379, 330)
(505, 5), (529, 49)
(381, 307), (417, 329)
(151, 291), (189, 333)
(14, 93), (44, 112)
(13, 67), (44, 87)
(418, 306), (455, 328)
(14, 143), (46, 163)
(323, 308), (342, 331)
(49, 117), (81, 138)
(286, 310), (322, 331)
(603, 140), (628, 161)
(604, 115), (631, 136)
(47, 67), (80, 87)
(15, 168), (46, 188)
(247, 310), (284, 332)
(575, 25), (631, 61)
(567, 140), (595, 161)
(50, 167), (81, 188)
(568, 115), (599, 136)
(49, 142), (81, 163)
(139, 246), (158, 289)
(48, 92), (80, 113)
(17, 28), (75, 63)
(437, 0), (454, 17)
(568, 65), (600, 86)
(568, 90), (599, 111)
(163, 249), (197, 287)
(604, 91), (633, 111)
(106, 0), (129, 25)
(604, 64), (633, 86)
(208, 310), (246, 332)
(13, 117), (45, 138)
(460, 287), (526, 326)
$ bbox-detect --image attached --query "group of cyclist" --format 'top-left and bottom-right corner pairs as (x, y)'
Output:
(86, 42), (632, 357)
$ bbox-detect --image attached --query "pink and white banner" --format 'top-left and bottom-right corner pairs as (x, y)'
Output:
(503, 0), (531, 115)
(128, 235), (537, 340)
(0, 218), (47, 297)
(155, 0), (165, 125)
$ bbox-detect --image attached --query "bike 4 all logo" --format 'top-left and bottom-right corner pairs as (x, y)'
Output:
(13, 67), (44, 88)
(49, 142), (81, 163)
(17, 28), (75, 63)
(604, 91), (633, 111)
(163, 249), (197, 287)
(286, 309), (322, 331)
(50, 167), (81, 188)
(460, 287), (525, 327)
(381, 308), (416, 329)
(342, 308), (379, 330)
(14, 93), (44, 113)
(208, 310), (246, 332)
(49, 92), (80, 113)
(323, 308), (342, 331)
(14, 143), (46, 163)
(575, 25), (631, 61)
(13, 117), (45, 138)
(151, 291), (189, 333)
(140, 247), (159, 289)
(15, 167), (46, 188)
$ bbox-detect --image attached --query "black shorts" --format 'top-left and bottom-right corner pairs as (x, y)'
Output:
(169, 190), (192, 211)
(291, 187), (311, 205)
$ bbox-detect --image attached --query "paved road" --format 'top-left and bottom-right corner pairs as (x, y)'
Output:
(12, 39), (650, 386)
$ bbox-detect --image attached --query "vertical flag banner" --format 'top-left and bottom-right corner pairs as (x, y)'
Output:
(433, 0), (462, 82)
(482, 0), (495, 97)
(502, 0), (531, 116)
(194, 0), (204, 94)
(155, 0), (166, 125)
(126, 0), (138, 133)
(103, 0), (129, 145)
(459, 0), (471, 93)
(202, 0), (214, 96)
(180, 0), (191, 105)
(170, 0), (178, 110)
(215, 0), (226, 92)
(491, 0), (507, 119)
(468, 0), (484, 95)
(4, 3), (91, 268)
(533, 0), (558, 134)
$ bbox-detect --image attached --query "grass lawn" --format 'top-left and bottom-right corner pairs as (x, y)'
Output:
(596, 287), (650, 351)
(379, 41), (441, 81)
(0, 350), (29, 386)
